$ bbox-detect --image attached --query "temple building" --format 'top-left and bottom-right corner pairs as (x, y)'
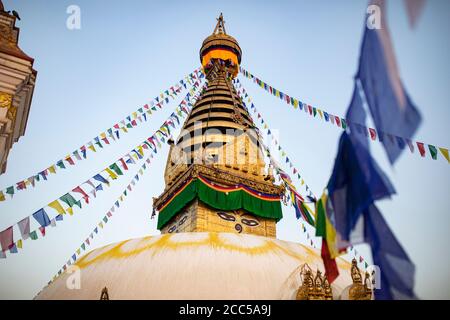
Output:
(0, 0), (37, 174)
(36, 15), (365, 300)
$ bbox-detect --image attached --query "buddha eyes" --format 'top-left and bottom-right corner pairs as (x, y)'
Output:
(179, 215), (188, 226)
(241, 218), (259, 227)
(216, 212), (260, 227)
(217, 212), (236, 221)
(168, 225), (177, 233)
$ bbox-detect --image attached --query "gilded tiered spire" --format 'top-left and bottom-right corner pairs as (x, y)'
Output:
(153, 15), (282, 237)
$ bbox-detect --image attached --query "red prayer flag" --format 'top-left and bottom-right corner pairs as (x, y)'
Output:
(17, 181), (27, 190)
(321, 241), (339, 283)
(72, 186), (89, 204)
(416, 142), (426, 157)
(369, 128), (377, 141)
(335, 116), (341, 127)
(0, 227), (13, 251)
(120, 158), (129, 171)
(65, 156), (75, 165)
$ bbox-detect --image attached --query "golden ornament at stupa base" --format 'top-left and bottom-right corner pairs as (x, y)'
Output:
(0, 0), (36, 174)
(36, 14), (360, 300)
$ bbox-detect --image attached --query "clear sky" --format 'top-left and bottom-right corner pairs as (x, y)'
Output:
(0, 0), (449, 299)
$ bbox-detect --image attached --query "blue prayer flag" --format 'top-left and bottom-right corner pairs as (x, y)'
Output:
(32, 208), (51, 228)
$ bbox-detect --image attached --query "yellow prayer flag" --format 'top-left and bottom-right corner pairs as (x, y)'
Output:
(318, 109), (323, 119)
(132, 112), (138, 119)
(100, 132), (106, 139)
(76, 248), (81, 255)
(105, 168), (118, 180)
(48, 165), (56, 174)
(293, 99), (299, 109)
(67, 207), (74, 216)
(99, 222), (104, 229)
(439, 147), (450, 163)
(88, 144), (96, 152)
(138, 146), (144, 156)
(0, 191), (5, 202)
(17, 239), (23, 249)
(301, 179), (305, 186)
(48, 200), (65, 215)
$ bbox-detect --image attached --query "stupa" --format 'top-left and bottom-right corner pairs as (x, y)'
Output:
(35, 14), (358, 300)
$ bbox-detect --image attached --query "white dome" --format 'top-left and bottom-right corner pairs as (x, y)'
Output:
(35, 232), (352, 300)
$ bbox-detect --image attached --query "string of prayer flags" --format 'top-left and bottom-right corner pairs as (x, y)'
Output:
(239, 66), (449, 165)
(234, 79), (314, 200)
(48, 156), (153, 284)
(0, 68), (205, 203)
(0, 82), (205, 259)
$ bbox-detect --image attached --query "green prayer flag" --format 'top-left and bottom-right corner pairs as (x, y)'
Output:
(428, 144), (438, 160)
(95, 141), (103, 149)
(30, 231), (38, 240)
(60, 193), (80, 208)
(109, 163), (123, 176)
(314, 197), (327, 238)
(56, 160), (66, 169)
(6, 186), (14, 195)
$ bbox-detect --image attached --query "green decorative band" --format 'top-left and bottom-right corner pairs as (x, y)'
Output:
(157, 177), (282, 230)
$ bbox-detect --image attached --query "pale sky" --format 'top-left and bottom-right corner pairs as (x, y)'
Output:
(0, 0), (449, 299)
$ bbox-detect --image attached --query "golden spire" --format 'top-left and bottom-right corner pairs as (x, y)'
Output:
(213, 13), (226, 35)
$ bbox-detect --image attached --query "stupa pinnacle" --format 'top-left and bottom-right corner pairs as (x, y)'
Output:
(153, 14), (283, 236)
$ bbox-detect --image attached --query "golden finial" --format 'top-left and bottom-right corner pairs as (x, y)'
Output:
(100, 287), (109, 300)
(351, 258), (362, 284)
(323, 276), (333, 300)
(213, 13), (226, 35)
(313, 270), (325, 299)
(347, 260), (372, 300)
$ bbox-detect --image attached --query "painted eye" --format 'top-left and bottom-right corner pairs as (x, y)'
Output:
(217, 212), (236, 222)
(179, 215), (188, 226)
(168, 225), (176, 233)
(241, 218), (259, 227)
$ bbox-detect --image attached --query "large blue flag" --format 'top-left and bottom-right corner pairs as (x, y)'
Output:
(327, 132), (395, 241)
(363, 204), (417, 300)
(356, 0), (421, 164)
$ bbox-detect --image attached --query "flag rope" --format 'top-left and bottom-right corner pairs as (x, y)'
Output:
(233, 80), (317, 241)
(233, 79), (315, 198)
(43, 154), (154, 288)
(234, 80), (371, 270)
(239, 66), (449, 165)
(0, 82), (206, 259)
(0, 68), (205, 203)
